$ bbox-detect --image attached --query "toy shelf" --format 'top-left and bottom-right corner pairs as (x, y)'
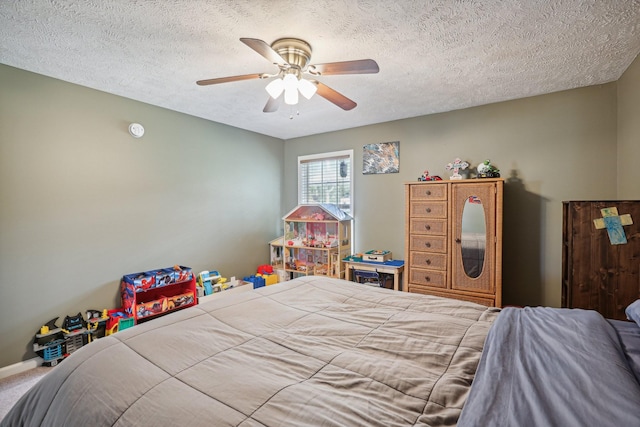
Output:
(120, 269), (197, 323)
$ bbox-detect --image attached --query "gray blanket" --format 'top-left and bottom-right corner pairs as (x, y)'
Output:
(458, 307), (640, 426)
(2, 276), (499, 426)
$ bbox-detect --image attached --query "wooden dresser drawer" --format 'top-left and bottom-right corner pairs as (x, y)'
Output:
(408, 286), (494, 306)
(408, 268), (446, 288)
(410, 251), (446, 271)
(410, 201), (447, 218)
(409, 218), (447, 235)
(410, 184), (447, 200)
(409, 235), (447, 253)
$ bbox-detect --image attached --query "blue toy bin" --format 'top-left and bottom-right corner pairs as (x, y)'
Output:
(244, 275), (266, 289)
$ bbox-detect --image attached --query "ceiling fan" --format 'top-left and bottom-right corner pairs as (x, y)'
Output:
(196, 37), (379, 113)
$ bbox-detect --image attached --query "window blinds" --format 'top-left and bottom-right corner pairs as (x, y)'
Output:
(299, 155), (351, 214)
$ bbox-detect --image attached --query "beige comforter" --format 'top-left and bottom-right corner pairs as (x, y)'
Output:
(2, 276), (499, 426)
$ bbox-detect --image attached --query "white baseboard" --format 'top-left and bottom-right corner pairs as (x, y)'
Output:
(0, 357), (43, 380)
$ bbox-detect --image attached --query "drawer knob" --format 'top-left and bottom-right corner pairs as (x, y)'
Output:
(426, 190), (432, 196)
(426, 208), (432, 213)
(425, 276), (431, 282)
(455, 238), (461, 243)
(425, 259), (431, 265)
(425, 242), (431, 248)
(425, 224), (431, 230)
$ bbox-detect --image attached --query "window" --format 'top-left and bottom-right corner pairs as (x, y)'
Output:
(298, 150), (353, 215)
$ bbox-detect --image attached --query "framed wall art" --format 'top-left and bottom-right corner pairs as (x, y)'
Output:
(362, 141), (399, 174)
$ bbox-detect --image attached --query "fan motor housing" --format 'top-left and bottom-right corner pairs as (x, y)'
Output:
(271, 38), (312, 69)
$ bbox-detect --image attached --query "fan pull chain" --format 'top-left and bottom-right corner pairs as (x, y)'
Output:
(289, 105), (300, 120)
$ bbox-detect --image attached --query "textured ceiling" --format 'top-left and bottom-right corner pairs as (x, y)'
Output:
(1, 1), (639, 140)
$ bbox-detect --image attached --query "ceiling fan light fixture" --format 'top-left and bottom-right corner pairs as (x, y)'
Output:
(265, 78), (284, 98)
(298, 78), (317, 99)
(198, 37), (378, 112)
(283, 74), (299, 105)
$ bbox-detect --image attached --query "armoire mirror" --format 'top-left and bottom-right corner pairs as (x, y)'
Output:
(460, 196), (486, 278)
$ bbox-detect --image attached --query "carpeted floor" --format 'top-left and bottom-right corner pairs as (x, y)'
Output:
(0, 367), (52, 421)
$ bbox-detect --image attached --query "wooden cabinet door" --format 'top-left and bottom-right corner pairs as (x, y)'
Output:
(563, 202), (601, 312)
(609, 202), (640, 318)
(451, 182), (497, 295)
(563, 201), (640, 320)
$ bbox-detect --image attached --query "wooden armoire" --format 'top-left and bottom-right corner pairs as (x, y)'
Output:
(562, 200), (640, 320)
(404, 178), (503, 307)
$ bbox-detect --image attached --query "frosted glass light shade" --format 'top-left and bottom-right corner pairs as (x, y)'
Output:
(283, 73), (297, 89)
(283, 74), (299, 105)
(265, 78), (284, 99)
(298, 78), (317, 99)
(284, 86), (299, 105)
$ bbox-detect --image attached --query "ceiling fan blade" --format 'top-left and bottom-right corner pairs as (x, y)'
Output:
(196, 73), (263, 86)
(311, 81), (357, 110)
(263, 96), (281, 113)
(240, 38), (288, 65)
(308, 59), (379, 75)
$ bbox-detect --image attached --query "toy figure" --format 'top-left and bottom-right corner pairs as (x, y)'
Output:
(418, 170), (443, 181)
(86, 309), (108, 341)
(477, 159), (500, 178)
(62, 312), (86, 333)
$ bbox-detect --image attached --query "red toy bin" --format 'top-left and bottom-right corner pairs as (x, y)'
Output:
(123, 270), (157, 292)
(173, 265), (193, 282)
(135, 297), (168, 319)
(156, 268), (176, 287)
(166, 292), (195, 310)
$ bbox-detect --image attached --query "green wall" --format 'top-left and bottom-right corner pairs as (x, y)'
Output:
(0, 64), (284, 368)
(618, 54), (640, 198)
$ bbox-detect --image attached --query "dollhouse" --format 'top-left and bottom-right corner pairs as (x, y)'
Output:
(277, 204), (352, 279)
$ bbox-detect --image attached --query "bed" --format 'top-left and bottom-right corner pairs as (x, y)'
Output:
(458, 306), (640, 426)
(2, 276), (640, 426)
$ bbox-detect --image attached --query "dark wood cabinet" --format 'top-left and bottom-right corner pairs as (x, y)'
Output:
(562, 200), (640, 320)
